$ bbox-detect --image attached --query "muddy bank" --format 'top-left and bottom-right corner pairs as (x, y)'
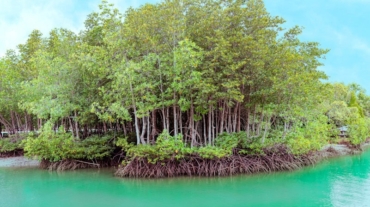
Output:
(0, 156), (39, 167)
(320, 141), (370, 158)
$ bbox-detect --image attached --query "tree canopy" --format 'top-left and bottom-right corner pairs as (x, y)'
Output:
(1, 0), (370, 156)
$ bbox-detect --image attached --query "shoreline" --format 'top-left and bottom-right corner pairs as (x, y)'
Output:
(320, 141), (370, 158)
(115, 142), (370, 178)
(1, 142), (369, 177)
(0, 156), (39, 168)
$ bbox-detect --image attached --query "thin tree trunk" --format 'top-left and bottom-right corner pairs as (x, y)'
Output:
(0, 114), (11, 132)
(237, 103), (241, 132)
(262, 115), (271, 143)
(103, 122), (107, 133)
(28, 114), (33, 131)
(173, 93), (178, 136)
(215, 104), (219, 138)
(252, 111), (256, 136)
(179, 110), (183, 135)
(246, 111), (250, 138)
(256, 113), (264, 137)
(10, 111), (16, 134)
(227, 106), (231, 133)
(161, 108), (166, 130)
(129, 81), (141, 145)
(190, 101), (195, 148)
(151, 110), (157, 142)
(24, 114), (28, 132)
(147, 116), (150, 143)
(232, 103), (239, 132)
(166, 107), (170, 132)
(140, 117), (147, 144)
(69, 117), (74, 137)
(122, 121), (127, 136)
(16, 112), (22, 132)
(203, 114), (207, 144)
(212, 106), (215, 145)
(220, 101), (225, 134)
(74, 110), (79, 139)
(208, 105), (212, 145)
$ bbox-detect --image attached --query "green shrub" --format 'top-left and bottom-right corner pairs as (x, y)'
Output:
(118, 130), (234, 163)
(348, 118), (370, 145)
(0, 138), (22, 153)
(215, 132), (245, 150)
(197, 146), (230, 159)
(0, 132), (29, 153)
(215, 132), (270, 155)
(287, 136), (312, 155)
(285, 116), (332, 155)
(23, 122), (115, 161)
(120, 130), (190, 164)
(75, 135), (114, 160)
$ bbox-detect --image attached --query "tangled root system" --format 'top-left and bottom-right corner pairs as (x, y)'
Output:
(40, 158), (119, 171)
(115, 145), (319, 178)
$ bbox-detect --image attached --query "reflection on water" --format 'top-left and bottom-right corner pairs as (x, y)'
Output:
(2, 151), (370, 207)
(330, 154), (370, 207)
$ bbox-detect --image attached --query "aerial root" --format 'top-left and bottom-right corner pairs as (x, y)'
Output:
(39, 158), (118, 171)
(115, 145), (319, 178)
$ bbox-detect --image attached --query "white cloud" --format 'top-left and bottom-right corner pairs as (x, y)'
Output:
(329, 27), (370, 57)
(0, 0), (161, 58)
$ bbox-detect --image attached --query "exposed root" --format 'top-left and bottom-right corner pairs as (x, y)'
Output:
(0, 149), (24, 158)
(40, 158), (119, 171)
(326, 146), (338, 154)
(115, 145), (319, 178)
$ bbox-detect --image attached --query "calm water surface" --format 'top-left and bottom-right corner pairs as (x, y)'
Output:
(1, 150), (370, 207)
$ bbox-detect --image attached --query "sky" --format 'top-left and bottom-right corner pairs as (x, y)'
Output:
(1, 0), (369, 92)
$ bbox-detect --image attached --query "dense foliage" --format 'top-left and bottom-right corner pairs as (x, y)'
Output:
(23, 122), (114, 161)
(0, 137), (23, 153)
(1, 0), (370, 164)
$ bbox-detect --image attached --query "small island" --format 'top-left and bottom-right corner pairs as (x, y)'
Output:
(1, 0), (370, 178)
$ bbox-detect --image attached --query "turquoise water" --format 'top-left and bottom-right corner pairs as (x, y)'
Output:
(1, 151), (370, 207)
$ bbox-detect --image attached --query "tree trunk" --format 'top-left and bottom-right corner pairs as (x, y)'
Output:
(173, 93), (178, 136)
(74, 110), (79, 139)
(208, 105), (212, 145)
(220, 101), (225, 134)
(140, 117), (147, 144)
(179, 110), (183, 135)
(190, 101), (195, 148)
(262, 115), (271, 143)
(151, 110), (157, 142)
(129, 81), (141, 145)
(69, 117), (74, 137)
(246, 111), (250, 138)
(161, 108), (167, 131)
(122, 121), (127, 136)
(166, 107), (170, 132)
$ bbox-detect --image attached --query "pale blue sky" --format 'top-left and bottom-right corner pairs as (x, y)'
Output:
(1, 0), (369, 92)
